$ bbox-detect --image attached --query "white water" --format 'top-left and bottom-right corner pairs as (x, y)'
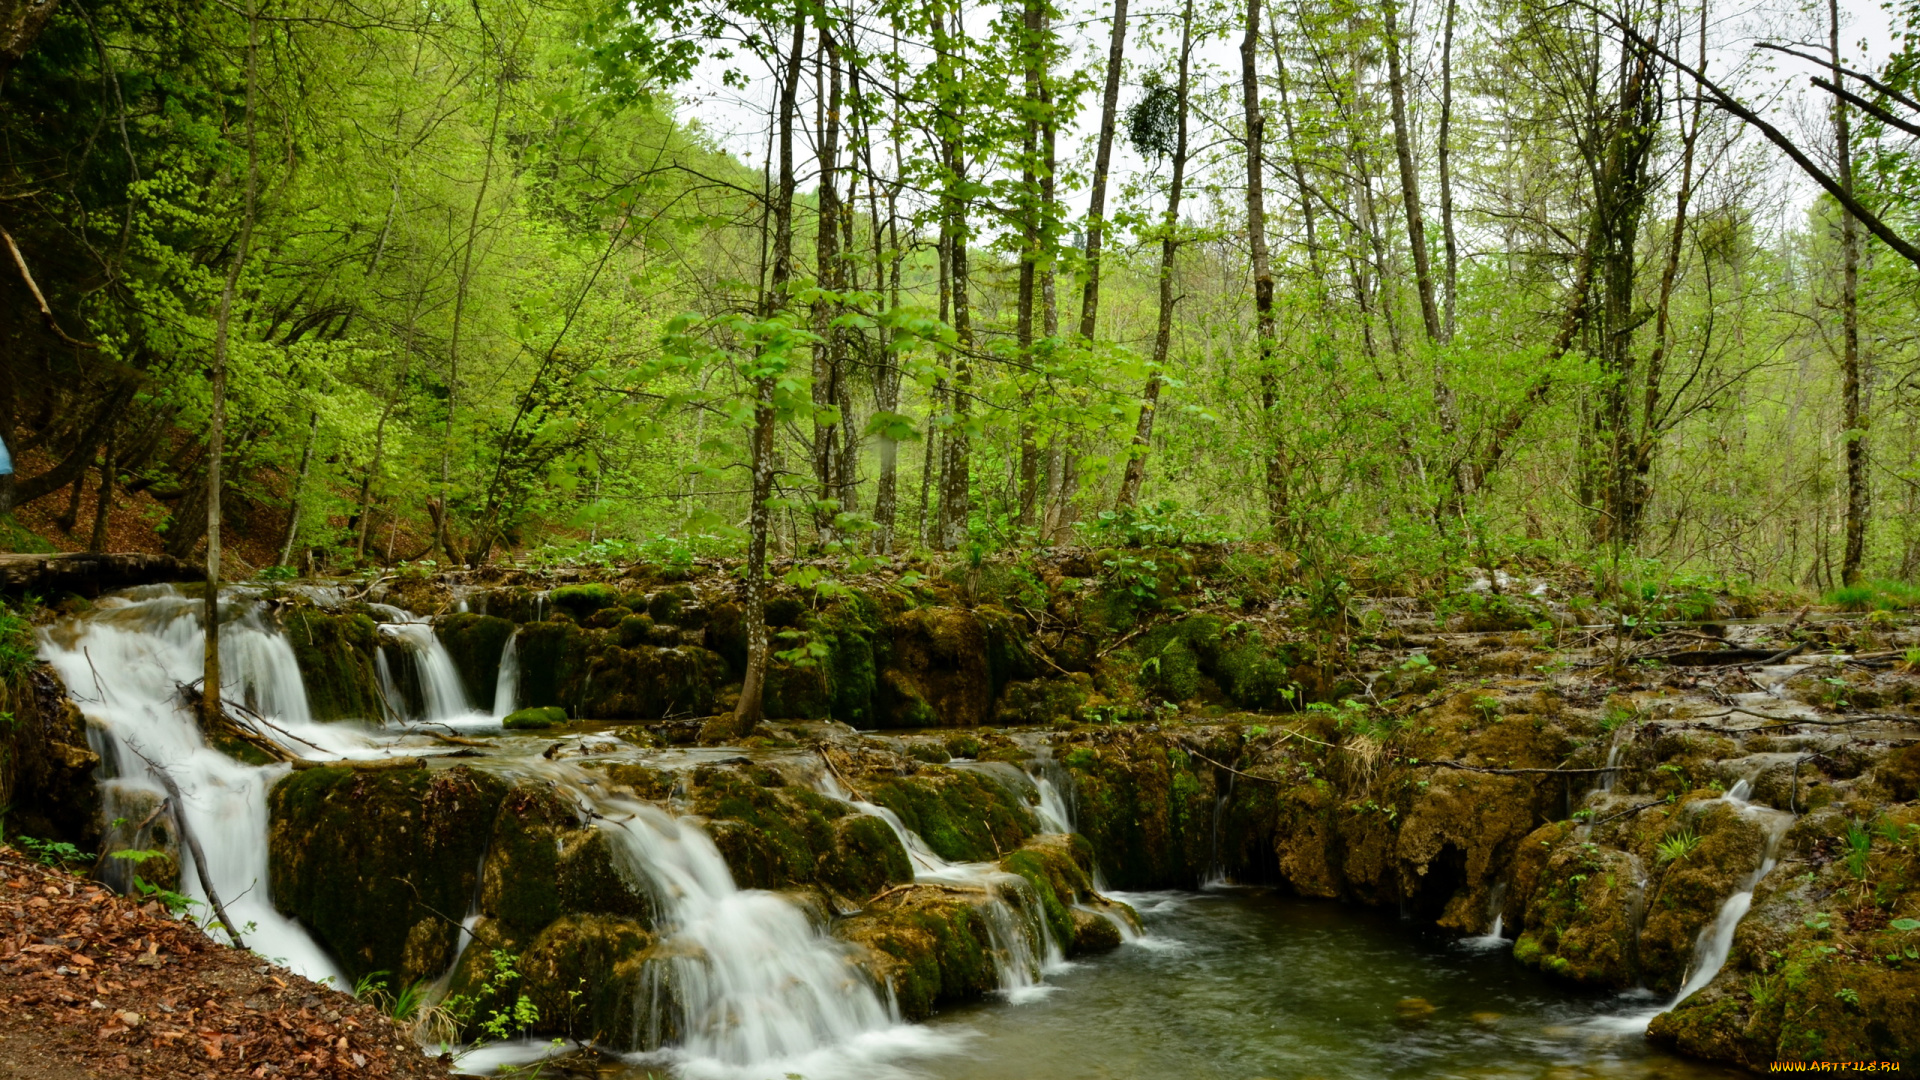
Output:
(818, 775), (1066, 999)
(491, 631), (519, 719)
(44, 586), (964, 1079)
(1595, 778), (1795, 1033)
(38, 588), (355, 984)
(583, 789), (956, 1078)
(378, 619), (475, 724)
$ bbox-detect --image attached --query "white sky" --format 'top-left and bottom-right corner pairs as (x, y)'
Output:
(666, 0), (1907, 237)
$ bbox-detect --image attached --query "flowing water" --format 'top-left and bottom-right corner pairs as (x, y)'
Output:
(34, 586), (1774, 1080)
(911, 890), (1747, 1080)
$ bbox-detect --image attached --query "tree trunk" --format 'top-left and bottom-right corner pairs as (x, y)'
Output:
(1117, 0), (1193, 509)
(1245, 0), (1284, 530)
(735, 17), (807, 738)
(1832, 0), (1868, 583)
(934, 1), (973, 551)
(86, 430), (114, 553)
(278, 410), (318, 568)
(811, 27), (845, 545)
(1078, 0), (1130, 341)
(1438, 0), (1459, 342)
(206, 0), (261, 724)
(1015, 0), (1046, 529)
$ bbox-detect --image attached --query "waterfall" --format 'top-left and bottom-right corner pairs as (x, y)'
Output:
(1032, 772), (1072, 836)
(491, 631), (519, 720)
(377, 618), (475, 725)
(38, 587), (350, 985)
(590, 795), (913, 1074)
(1663, 783), (1793, 1010)
(817, 776), (1064, 996)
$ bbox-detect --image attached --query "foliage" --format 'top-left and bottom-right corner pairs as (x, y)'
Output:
(1655, 828), (1702, 865)
(0, 603), (36, 683)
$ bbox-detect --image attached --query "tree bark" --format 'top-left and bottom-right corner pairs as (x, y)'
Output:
(278, 410), (318, 568)
(1831, 0), (1868, 583)
(1117, 0), (1194, 508)
(735, 17), (807, 737)
(206, 0), (261, 724)
(934, 1), (973, 551)
(811, 27), (846, 545)
(1078, 0), (1130, 341)
(86, 430), (114, 553)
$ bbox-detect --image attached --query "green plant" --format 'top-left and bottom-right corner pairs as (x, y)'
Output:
(14, 835), (90, 869)
(445, 950), (538, 1044)
(258, 564), (300, 582)
(1844, 821), (1874, 879)
(1656, 828), (1702, 865)
(0, 603), (36, 683)
(132, 877), (198, 914)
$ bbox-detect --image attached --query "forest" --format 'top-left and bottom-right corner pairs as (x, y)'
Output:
(1, 0), (1917, 609)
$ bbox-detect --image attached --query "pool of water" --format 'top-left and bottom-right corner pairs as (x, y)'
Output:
(912, 888), (1746, 1080)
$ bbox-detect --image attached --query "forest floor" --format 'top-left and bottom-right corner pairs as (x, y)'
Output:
(0, 845), (455, 1080)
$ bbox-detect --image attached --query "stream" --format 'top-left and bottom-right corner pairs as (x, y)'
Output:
(33, 586), (1780, 1079)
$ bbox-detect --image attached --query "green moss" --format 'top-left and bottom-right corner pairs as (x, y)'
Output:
(1060, 739), (1216, 888)
(504, 705), (567, 729)
(268, 765), (507, 984)
(838, 891), (1001, 1019)
(551, 583), (623, 619)
(818, 813), (913, 898)
(865, 769), (1036, 863)
(518, 915), (654, 1048)
(284, 609), (383, 721)
(689, 765), (912, 895)
(436, 613), (516, 711)
(1000, 849), (1075, 949)
(516, 620), (593, 712)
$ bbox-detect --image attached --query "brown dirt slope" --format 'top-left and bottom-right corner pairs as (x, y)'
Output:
(0, 845), (453, 1080)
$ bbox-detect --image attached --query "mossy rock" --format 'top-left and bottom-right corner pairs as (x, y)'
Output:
(876, 607), (996, 727)
(863, 768), (1037, 864)
(1512, 840), (1642, 988)
(550, 583), (623, 619)
(268, 765), (507, 985)
(691, 764), (908, 896)
(517, 914), (655, 1049)
(1070, 908), (1124, 954)
(994, 679), (1089, 725)
(283, 609), (383, 721)
(516, 620), (593, 712)
(836, 887), (1003, 1019)
(576, 644), (726, 719)
(436, 613), (516, 712)
(998, 836), (1095, 951)
(1058, 737), (1217, 889)
(504, 705), (567, 729)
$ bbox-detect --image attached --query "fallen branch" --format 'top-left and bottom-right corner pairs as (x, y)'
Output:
(1426, 762), (1619, 775)
(124, 745), (244, 949)
(288, 756), (425, 771)
(1, 224), (98, 349)
(816, 744), (866, 802)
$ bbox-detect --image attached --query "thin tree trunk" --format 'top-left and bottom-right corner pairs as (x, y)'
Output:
(934, 1), (973, 551)
(1438, 0), (1459, 341)
(1078, 0), (1130, 341)
(811, 27), (845, 544)
(1382, 0), (1441, 344)
(735, 17), (807, 737)
(1832, 0), (1868, 582)
(1015, 0), (1046, 528)
(278, 410), (318, 568)
(1117, 0), (1193, 509)
(438, 39), (509, 566)
(356, 315), (415, 561)
(1246, 0), (1285, 530)
(206, 0), (261, 724)
(86, 431), (114, 553)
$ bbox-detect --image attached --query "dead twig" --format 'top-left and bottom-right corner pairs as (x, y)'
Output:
(122, 744), (244, 949)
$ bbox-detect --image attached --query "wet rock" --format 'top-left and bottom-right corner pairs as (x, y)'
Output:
(268, 764), (507, 985)
(504, 705), (567, 729)
(518, 914), (655, 1048)
(690, 765), (913, 896)
(283, 608), (383, 721)
(436, 612), (516, 711)
(836, 886), (1003, 1019)
(862, 767), (1038, 864)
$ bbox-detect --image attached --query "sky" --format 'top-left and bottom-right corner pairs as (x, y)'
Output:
(664, 0), (1909, 237)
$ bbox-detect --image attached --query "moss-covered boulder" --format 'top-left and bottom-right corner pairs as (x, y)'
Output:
(689, 764), (913, 897)
(504, 705), (566, 729)
(480, 782), (654, 937)
(516, 619), (594, 714)
(283, 608), (383, 721)
(836, 886), (1006, 1019)
(550, 583), (624, 620)
(876, 607), (998, 728)
(268, 765), (507, 984)
(437, 613), (516, 712)
(576, 644), (727, 719)
(996, 834), (1128, 956)
(862, 767), (1038, 863)
(517, 914), (655, 1048)
(1058, 735), (1218, 888)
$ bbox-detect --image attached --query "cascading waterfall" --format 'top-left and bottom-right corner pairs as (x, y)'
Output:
(1662, 780), (1793, 1009)
(491, 631), (519, 719)
(38, 587), (356, 983)
(42, 586), (965, 1079)
(378, 618), (474, 723)
(818, 775), (1064, 995)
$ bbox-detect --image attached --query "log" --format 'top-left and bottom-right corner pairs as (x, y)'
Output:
(0, 552), (200, 598)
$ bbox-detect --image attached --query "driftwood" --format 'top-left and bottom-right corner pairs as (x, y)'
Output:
(288, 756), (425, 771)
